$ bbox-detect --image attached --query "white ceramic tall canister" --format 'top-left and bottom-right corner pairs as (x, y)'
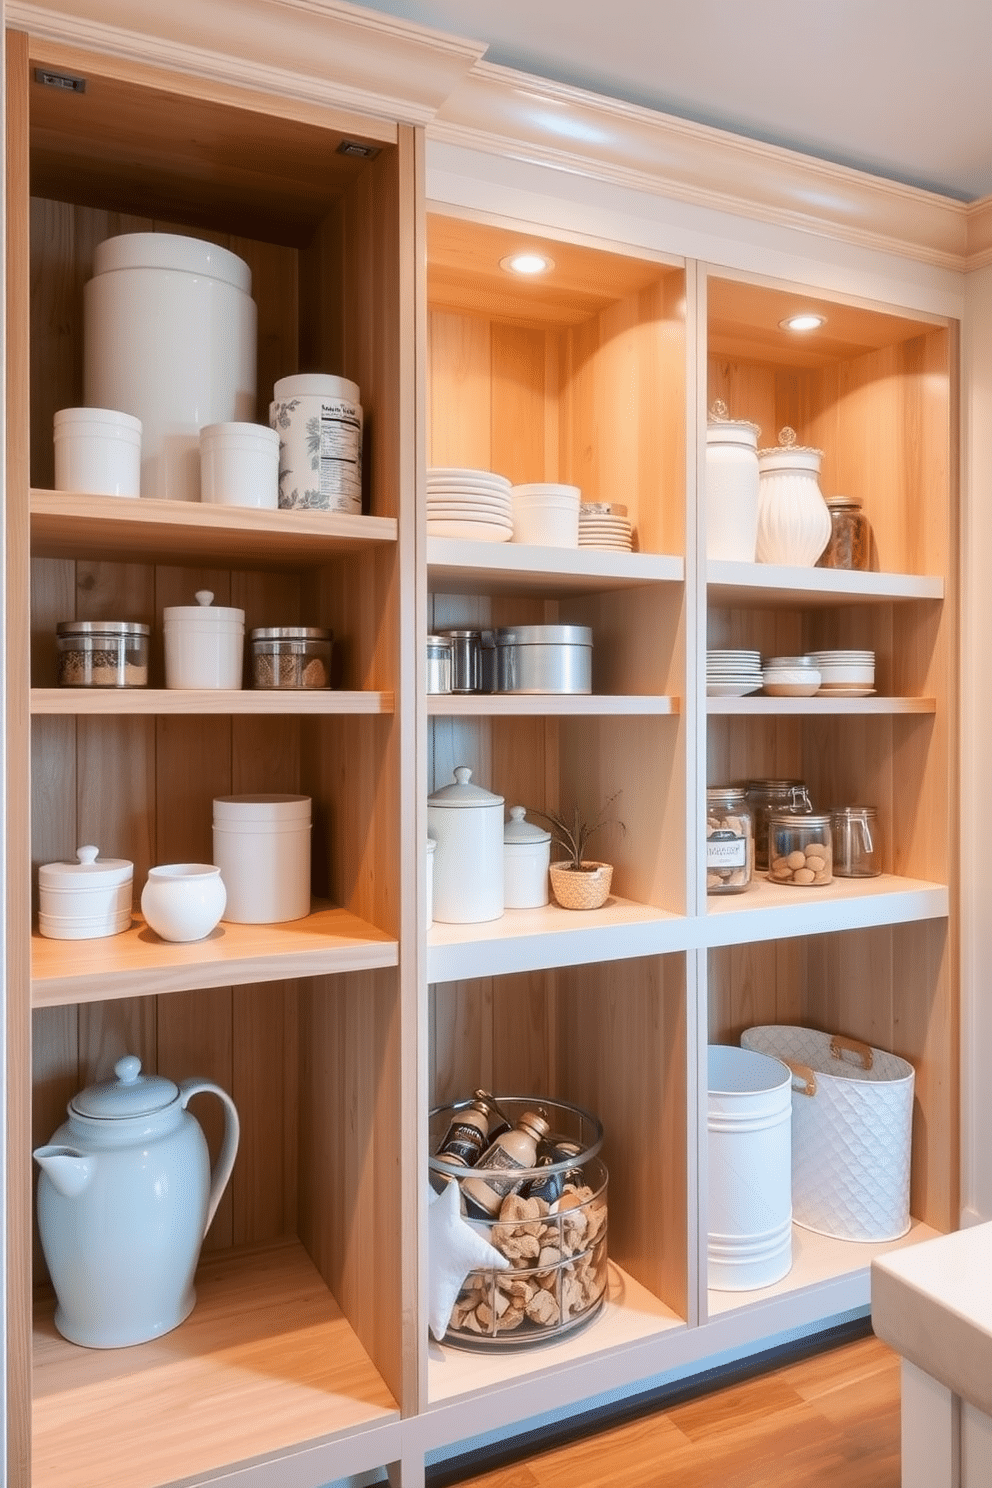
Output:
(199, 422), (279, 508)
(212, 794), (312, 923)
(38, 844), (133, 940)
(756, 427), (832, 566)
(84, 232), (257, 502)
(427, 767), (504, 924)
(269, 373), (363, 514)
(503, 806), (551, 908)
(54, 407), (142, 498)
(705, 401), (761, 561)
(163, 590), (245, 690)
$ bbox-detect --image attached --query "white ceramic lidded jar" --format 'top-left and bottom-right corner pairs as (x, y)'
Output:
(503, 806), (551, 908)
(38, 845), (133, 940)
(33, 1054), (239, 1348)
(163, 590), (245, 689)
(84, 232), (257, 503)
(212, 794), (312, 923)
(705, 401), (762, 561)
(427, 766), (504, 923)
(756, 427), (832, 566)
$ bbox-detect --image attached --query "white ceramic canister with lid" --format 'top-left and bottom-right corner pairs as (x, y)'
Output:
(54, 407), (142, 497)
(84, 232), (257, 503)
(705, 401), (761, 561)
(427, 767), (504, 923)
(38, 844), (133, 940)
(213, 794), (312, 923)
(269, 372), (363, 514)
(199, 421), (279, 508)
(163, 590), (245, 689)
(756, 427), (832, 566)
(503, 806), (551, 908)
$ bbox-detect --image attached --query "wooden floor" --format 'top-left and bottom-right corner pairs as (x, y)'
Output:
(447, 1333), (900, 1487)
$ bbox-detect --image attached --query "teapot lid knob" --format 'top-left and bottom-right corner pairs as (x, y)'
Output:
(115, 1055), (142, 1085)
(194, 590), (214, 607)
(76, 845), (100, 865)
(453, 766), (473, 785)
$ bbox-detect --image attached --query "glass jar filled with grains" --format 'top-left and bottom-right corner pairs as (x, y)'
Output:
(56, 621), (150, 687)
(816, 495), (872, 570)
(249, 627), (333, 689)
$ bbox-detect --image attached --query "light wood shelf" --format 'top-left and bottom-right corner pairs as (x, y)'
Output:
(706, 561), (943, 607)
(32, 1239), (401, 1488)
(704, 873), (948, 947)
(428, 537), (684, 596)
(31, 903), (398, 1007)
(427, 694), (678, 717)
(30, 489), (398, 570)
(31, 688), (394, 716)
(706, 694), (936, 715)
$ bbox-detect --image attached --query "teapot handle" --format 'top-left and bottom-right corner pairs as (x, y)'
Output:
(179, 1078), (241, 1236)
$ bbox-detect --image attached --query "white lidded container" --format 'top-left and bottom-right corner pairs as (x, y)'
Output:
(269, 372), (363, 514)
(54, 407), (142, 497)
(510, 482), (581, 547)
(705, 401), (761, 561)
(84, 233), (257, 502)
(503, 806), (551, 908)
(427, 767), (504, 924)
(756, 427), (832, 566)
(213, 794), (311, 923)
(707, 1044), (793, 1290)
(200, 421), (279, 508)
(38, 844), (133, 940)
(163, 590), (245, 690)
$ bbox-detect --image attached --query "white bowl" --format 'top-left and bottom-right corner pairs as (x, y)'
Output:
(814, 663), (875, 685)
(762, 667), (821, 696)
(141, 864), (226, 942)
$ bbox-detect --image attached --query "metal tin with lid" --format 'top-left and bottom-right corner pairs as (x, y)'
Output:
(426, 634), (452, 694)
(492, 624), (592, 694)
(427, 766), (505, 923)
(38, 844), (133, 940)
(503, 805), (551, 908)
(249, 626), (332, 689)
(56, 620), (150, 687)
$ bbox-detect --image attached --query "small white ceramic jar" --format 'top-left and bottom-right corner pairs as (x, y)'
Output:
(269, 372), (363, 514)
(705, 401), (761, 561)
(141, 864), (227, 942)
(503, 806), (551, 908)
(54, 407), (142, 497)
(756, 427), (832, 566)
(199, 421), (279, 508)
(212, 794), (312, 923)
(510, 483), (581, 547)
(38, 845), (133, 940)
(163, 590), (245, 689)
(427, 767), (504, 923)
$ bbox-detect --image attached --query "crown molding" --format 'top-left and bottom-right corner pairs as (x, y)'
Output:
(8, 0), (486, 125)
(966, 198), (992, 273)
(431, 60), (972, 273)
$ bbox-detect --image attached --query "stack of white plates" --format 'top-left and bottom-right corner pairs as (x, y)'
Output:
(808, 649), (876, 696)
(427, 467), (513, 542)
(578, 502), (634, 551)
(707, 648), (763, 697)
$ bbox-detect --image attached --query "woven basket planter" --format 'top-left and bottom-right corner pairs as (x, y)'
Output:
(549, 861), (613, 910)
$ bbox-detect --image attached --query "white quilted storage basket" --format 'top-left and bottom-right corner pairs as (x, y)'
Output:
(740, 1026), (914, 1242)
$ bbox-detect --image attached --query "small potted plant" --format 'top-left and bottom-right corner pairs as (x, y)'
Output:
(530, 792), (625, 910)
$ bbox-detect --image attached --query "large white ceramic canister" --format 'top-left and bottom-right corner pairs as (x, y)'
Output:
(84, 232), (257, 502)
(163, 590), (245, 690)
(54, 407), (142, 498)
(503, 806), (551, 908)
(38, 844), (133, 940)
(269, 372), (363, 514)
(213, 794), (311, 923)
(705, 401), (761, 561)
(427, 767), (504, 923)
(756, 427), (832, 566)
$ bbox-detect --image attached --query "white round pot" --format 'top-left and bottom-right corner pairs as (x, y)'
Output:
(511, 484), (581, 547)
(503, 806), (551, 908)
(705, 403), (761, 561)
(38, 844), (133, 940)
(163, 590), (245, 690)
(141, 864), (226, 942)
(756, 428), (831, 566)
(212, 794), (311, 924)
(54, 407), (142, 498)
(427, 767), (504, 924)
(84, 233), (257, 502)
(269, 372), (363, 514)
(200, 421), (279, 508)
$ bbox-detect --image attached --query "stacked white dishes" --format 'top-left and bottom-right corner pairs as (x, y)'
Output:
(511, 482), (580, 547)
(427, 468), (513, 542)
(809, 650), (875, 696)
(578, 502), (634, 551)
(707, 649), (763, 697)
(761, 655), (822, 697)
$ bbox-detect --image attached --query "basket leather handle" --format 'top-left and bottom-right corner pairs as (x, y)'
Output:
(784, 1058), (817, 1097)
(829, 1033), (874, 1070)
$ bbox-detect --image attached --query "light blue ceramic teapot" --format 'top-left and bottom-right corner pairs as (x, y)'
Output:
(34, 1054), (239, 1348)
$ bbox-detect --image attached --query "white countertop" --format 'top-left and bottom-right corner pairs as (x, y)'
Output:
(872, 1222), (992, 1416)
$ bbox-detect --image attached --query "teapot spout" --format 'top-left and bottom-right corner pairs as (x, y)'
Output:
(33, 1145), (96, 1197)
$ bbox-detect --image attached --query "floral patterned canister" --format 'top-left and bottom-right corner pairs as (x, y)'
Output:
(269, 372), (362, 513)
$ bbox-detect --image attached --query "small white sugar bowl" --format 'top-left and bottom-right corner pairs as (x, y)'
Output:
(503, 806), (551, 909)
(38, 844), (133, 940)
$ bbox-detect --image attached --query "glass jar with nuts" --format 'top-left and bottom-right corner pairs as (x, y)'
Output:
(706, 787), (754, 894)
(768, 810), (833, 885)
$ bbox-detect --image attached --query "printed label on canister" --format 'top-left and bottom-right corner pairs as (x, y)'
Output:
(318, 400), (361, 500)
(707, 830), (747, 870)
(270, 394), (363, 512)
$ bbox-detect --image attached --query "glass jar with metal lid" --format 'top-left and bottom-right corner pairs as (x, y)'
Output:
(706, 786), (753, 894)
(745, 780), (812, 871)
(426, 634), (452, 694)
(249, 627), (333, 689)
(56, 620), (150, 687)
(768, 810), (832, 885)
(816, 495), (872, 571)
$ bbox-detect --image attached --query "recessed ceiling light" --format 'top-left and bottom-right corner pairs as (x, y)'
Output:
(500, 252), (554, 276)
(780, 313), (826, 332)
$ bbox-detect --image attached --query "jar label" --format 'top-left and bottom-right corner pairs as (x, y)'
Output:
(437, 1119), (487, 1167)
(707, 830), (747, 870)
(317, 401), (362, 501)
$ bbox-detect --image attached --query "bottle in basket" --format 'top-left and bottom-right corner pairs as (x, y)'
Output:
(523, 1140), (585, 1205)
(471, 1088), (513, 1144)
(435, 1094), (499, 1168)
(461, 1109), (550, 1217)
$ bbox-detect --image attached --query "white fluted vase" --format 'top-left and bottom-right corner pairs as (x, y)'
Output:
(756, 427), (831, 566)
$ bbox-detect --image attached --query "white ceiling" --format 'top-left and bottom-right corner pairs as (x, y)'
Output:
(356, 0), (992, 202)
